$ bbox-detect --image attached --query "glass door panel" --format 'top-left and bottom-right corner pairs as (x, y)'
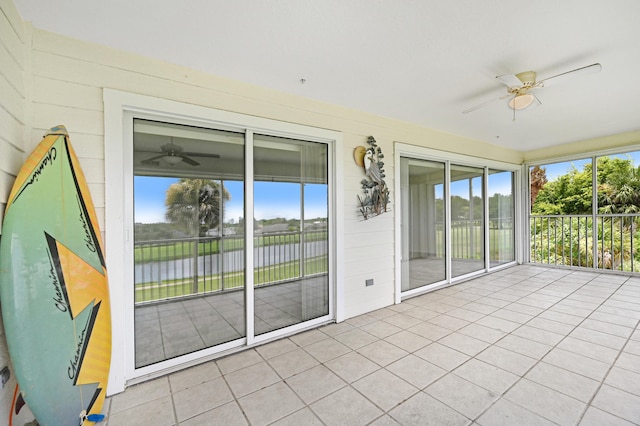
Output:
(488, 170), (515, 267)
(133, 119), (245, 368)
(400, 158), (446, 290)
(253, 134), (329, 336)
(450, 165), (484, 277)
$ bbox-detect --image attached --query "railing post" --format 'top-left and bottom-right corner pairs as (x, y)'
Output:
(193, 239), (199, 294)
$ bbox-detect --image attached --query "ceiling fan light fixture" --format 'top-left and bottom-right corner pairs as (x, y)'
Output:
(162, 155), (183, 165)
(508, 93), (535, 110)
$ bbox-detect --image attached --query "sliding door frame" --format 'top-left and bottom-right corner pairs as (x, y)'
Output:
(394, 142), (522, 303)
(105, 89), (344, 394)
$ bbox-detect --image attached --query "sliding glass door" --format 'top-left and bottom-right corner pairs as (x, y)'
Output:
(399, 151), (517, 296)
(132, 120), (330, 368)
(400, 158), (446, 290)
(450, 165), (484, 278)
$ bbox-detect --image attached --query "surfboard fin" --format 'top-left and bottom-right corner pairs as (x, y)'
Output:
(79, 410), (106, 424)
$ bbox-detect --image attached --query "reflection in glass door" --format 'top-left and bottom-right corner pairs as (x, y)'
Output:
(450, 165), (484, 278)
(400, 158), (446, 290)
(133, 120), (245, 368)
(488, 170), (515, 266)
(253, 135), (329, 336)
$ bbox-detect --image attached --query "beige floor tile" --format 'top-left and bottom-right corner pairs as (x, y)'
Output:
(605, 366), (640, 397)
(107, 395), (175, 426)
(414, 342), (469, 371)
(180, 401), (248, 426)
(383, 312), (424, 329)
(359, 320), (402, 338)
(569, 326), (628, 350)
(353, 369), (419, 411)
(325, 351), (380, 383)
(368, 414), (402, 426)
(319, 321), (355, 337)
(173, 376), (234, 422)
(310, 386), (383, 426)
(525, 362), (600, 402)
(579, 406), (636, 426)
(505, 379), (586, 425)
(383, 330), (431, 352)
(332, 327), (378, 350)
(267, 347), (319, 378)
(624, 338), (640, 356)
(217, 349), (262, 375)
(475, 315), (520, 333)
(407, 321), (452, 340)
(288, 328), (329, 346)
(254, 338), (298, 359)
(490, 308), (533, 324)
(616, 351), (640, 373)
(387, 354), (446, 389)
(556, 336), (619, 363)
(426, 373), (498, 419)
(403, 306), (440, 321)
(539, 310), (584, 326)
(388, 392), (469, 426)
(591, 384), (640, 423)
(526, 316), (575, 335)
(346, 313), (378, 327)
(285, 364), (346, 404)
(303, 337), (351, 362)
(495, 334), (552, 359)
(453, 358), (519, 395)
(476, 346), (537, 376)
(168, 361), (221, 392)
(224, 361), (281, 398)
(476, 398), (555, 426)
(438, 332), (491, 356)
(462, 301), (500, 315)
(428, 314), (470, 331)
(109, 376), (171, 414)
(446, 307), (487, 322)
(458, 323), (507, 344)
(510, 324), (564, 346)
(238, 382), (304, 426)
(270, 407), (324, 426)
(543, 348), (611, 381)
(357, 339), (409, 367)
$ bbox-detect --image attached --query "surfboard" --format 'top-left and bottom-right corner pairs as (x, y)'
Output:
(0, 125), (111, 425)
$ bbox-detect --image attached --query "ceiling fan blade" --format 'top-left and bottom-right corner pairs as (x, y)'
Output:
(496, 73), (523, 88)
(462, 93), (512, 114)
(141, 155), (164, 164)
(183, 152), (220, 159)
(539, 63), (602, 87)
(181, 156), (200, 166)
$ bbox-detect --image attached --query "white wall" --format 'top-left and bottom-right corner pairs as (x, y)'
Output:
(27, 26), (523, 322)
(0, 0), (27, 420)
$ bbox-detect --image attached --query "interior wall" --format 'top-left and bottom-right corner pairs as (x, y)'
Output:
(0, 0), (27, 420)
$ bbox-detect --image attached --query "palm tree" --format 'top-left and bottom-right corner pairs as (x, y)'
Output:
(165, 178), (230, 236)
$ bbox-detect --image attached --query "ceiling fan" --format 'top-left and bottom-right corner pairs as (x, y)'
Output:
(140, 141), (220, 166)
(462, 63), (602, 119)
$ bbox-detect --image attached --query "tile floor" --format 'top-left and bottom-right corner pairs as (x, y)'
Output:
(105, 265), (640, 425)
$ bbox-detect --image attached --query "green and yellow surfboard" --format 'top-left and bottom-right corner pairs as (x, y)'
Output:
(0, 125), (111, 425)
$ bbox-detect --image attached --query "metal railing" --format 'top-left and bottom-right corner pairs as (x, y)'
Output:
(530, 214), (640, 272)
(134, 230), (328, 305)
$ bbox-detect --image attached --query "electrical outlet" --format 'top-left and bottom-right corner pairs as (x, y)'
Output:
(365, 279), (374, 287)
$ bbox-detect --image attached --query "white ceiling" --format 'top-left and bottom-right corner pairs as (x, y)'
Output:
(13, 0), (640, 152)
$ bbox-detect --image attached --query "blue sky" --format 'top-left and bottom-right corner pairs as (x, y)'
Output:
(534, 150), (640, 182)
(134, 177), (327, 224)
